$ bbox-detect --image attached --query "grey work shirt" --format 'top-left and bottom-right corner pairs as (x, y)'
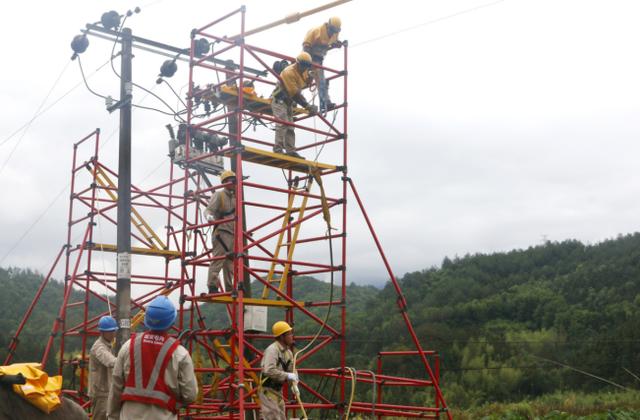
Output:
(261, 340), (293, 387)
(88, 336), (117, 398)
(205, 188), (235, 236)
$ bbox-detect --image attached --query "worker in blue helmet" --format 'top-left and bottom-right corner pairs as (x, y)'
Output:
(88, 315), (118, 420)
(107, 296), (198, 419)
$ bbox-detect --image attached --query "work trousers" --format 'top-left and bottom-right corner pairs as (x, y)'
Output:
(271, 99), (295, 154)
(311, 55), (331, 110)
(208, 231), (233, 291)
(91, 396), (108, 420)
(258, 388), (285, 420)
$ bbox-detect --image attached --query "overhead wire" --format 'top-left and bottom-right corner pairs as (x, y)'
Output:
(0, 60), (72, 177)
(107, 14), (185, 122)
(0, 59), (111, 149)
(351, 0), (506, 48)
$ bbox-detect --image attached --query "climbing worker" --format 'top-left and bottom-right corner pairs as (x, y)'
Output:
(259, 321), (298, 420)
(88, 315), (118, 420)
(303, 17), (343, 113)
(271, 52), (317, 159)
(204, 170), (236, 294)
(107, 296), (198, 420)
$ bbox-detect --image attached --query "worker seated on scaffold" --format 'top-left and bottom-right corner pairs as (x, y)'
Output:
(204, 170), (236, 294)
(303, 16), (343, 114)
(271, 52), (318, 160)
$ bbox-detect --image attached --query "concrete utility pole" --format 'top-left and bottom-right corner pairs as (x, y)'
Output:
(116, 28), (133, 351)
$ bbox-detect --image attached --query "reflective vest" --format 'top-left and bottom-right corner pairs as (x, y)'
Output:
(121, 332), (180, 413)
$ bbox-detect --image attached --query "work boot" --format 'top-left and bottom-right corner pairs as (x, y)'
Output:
(273, 146), (284, 154)
(208, 285), (218, 294)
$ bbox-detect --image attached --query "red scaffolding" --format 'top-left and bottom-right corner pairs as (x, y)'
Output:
(6, 7), (451, 419)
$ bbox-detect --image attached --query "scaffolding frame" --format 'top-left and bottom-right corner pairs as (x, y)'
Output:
(5, 7), (451, 419)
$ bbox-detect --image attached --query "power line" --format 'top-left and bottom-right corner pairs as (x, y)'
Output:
(351, 0), (505, 48)
(0, 184), (69, 267)
(0, 59), (111, 149)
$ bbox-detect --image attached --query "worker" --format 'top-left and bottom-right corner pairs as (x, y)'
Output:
(204, 170), (236, 294)
(271, 52), (317, 158)
(303, 17), (342, 113)
(88, 315), (118, 420)
(107, 296), (198, 420)
(259, 321), (298, 420)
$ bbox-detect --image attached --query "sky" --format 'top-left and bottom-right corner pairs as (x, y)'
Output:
(1, 0), (639, 288)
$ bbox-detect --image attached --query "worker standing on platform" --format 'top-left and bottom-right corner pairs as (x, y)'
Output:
(205, 170), (236, 294)
(271, 52), (317, 159)
(88, 316), (118, 420)
(259, 321), (297, 420)
(303, 17), (342, 113)
(107, 296), (198, 420)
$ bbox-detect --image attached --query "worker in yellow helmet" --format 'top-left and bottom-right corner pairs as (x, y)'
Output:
(303, 16), (343, 113)
(271, 52), (317, 159)
(259, 321), (297, 420)
(204, 170), (236, 294)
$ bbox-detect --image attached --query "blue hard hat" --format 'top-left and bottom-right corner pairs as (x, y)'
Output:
(98, 316), (118, 332)
(144, 296), (177, 331)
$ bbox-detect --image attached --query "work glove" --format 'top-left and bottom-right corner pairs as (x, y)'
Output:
(286, 372), (299, 382)
(306, 104), (318, 115)
(331, 41), (343, 49)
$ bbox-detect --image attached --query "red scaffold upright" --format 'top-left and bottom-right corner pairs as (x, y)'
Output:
(4, 6), (451, 419)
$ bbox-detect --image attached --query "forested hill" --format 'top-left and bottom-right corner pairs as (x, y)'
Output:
(354, 233), (640, 406)
(2, 233), (640, 407)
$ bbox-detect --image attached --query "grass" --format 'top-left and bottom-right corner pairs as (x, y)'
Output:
(449, 390), (640, 419)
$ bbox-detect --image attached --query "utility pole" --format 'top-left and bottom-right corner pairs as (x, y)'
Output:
(116, 27), (133, 351)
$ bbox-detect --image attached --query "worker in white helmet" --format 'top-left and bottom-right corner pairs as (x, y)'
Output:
(303, 17), (343, 113)
(204, 170), (236, 294)
(259, 321), (298, 420)
(271, 52), (317, 159)
(88, 316), (118, 420)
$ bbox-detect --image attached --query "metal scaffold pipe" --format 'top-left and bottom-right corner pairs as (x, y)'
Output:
(231, 0), (352, 39)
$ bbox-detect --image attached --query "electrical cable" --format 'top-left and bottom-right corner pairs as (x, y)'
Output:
(351, 0), (506, 48)
(291, 200), (336, 419)
(0, 59), (110, 149)
(77, 55), (109, 100)
(0, 60), (72, 177)
(160, 78), (189, 111)
(0, 184), (68, 266)
(107, 13), (185, 121)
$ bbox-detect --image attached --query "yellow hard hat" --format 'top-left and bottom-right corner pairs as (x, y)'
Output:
(220, 170), (236, 183)
(296, 52), (312, 68)
(272, 321), (292, 337)
(328, 17), (341, 31)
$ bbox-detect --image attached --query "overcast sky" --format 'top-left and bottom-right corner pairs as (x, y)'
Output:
(1, 0), (639, 288)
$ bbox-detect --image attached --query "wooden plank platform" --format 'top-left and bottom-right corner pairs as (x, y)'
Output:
(226, 146), (336, 173)
(89, 243), (181, 258)
(196, 295), (306, 307)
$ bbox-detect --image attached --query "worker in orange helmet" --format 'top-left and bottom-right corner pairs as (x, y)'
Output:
(259, 321), (297, 420)
(271, 52), (317, 159)
(205, 170), (236, 294)
(88, 316), (118, 420)
(303, 16), (343, 113)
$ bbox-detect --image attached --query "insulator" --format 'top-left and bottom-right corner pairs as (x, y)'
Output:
(160, 60), (178, 78)
(71, 35), (89, 55)
(193, 38), (210, 58)
(101, 10), (121, 31)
